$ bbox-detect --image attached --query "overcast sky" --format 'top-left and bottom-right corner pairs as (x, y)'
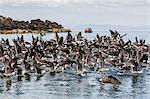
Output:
(0, 0), (149, 26)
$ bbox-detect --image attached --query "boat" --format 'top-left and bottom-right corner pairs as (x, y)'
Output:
(85, 28), (92, 33)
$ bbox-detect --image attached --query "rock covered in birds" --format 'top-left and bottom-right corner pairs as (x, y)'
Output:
(0, 15), (70, 34)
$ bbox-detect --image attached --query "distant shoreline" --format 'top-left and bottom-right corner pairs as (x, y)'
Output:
(0, 28), (71, 34)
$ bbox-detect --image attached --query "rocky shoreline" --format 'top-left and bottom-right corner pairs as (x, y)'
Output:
(0, 15), (71, 34)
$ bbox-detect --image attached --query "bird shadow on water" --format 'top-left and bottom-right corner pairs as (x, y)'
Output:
(36, 75), (43, 81)
(5, 78), (12, 91)
(13, 80), (24, 96)
(17, 76), (23, 82)
(50, 72), (56, 77)
(131, 75), (143, 85)
(24, 74), (31, 82)
(98, 83), (121, 98)
(130, 75), (146, 99)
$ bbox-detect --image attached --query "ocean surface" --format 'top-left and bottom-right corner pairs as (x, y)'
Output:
(0, 25), (150, 99)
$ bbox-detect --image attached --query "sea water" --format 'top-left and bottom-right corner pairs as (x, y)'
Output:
(0, 25), (150, 99)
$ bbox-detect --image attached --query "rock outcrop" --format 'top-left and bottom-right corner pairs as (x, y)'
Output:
(0, 15), (70, 34)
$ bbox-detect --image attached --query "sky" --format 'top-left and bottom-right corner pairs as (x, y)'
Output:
(0, 0), (150, 27)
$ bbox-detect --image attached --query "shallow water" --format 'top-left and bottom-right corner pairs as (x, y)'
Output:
(0, 25), (150, 43)
(0, 70), (150, 99)
(0, 25), (150, 99)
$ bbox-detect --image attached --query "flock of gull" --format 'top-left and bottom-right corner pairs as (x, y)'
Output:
(0, 30), (150, 84)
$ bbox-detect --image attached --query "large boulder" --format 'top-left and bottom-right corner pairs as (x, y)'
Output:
(16, 21), (29, 29)
(0, 23), (5, 30)
(45, 20), (53, 29)
(30, 19), (45, 30)
(51, 22), (62, 29)
(0, 16), (14, 30)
